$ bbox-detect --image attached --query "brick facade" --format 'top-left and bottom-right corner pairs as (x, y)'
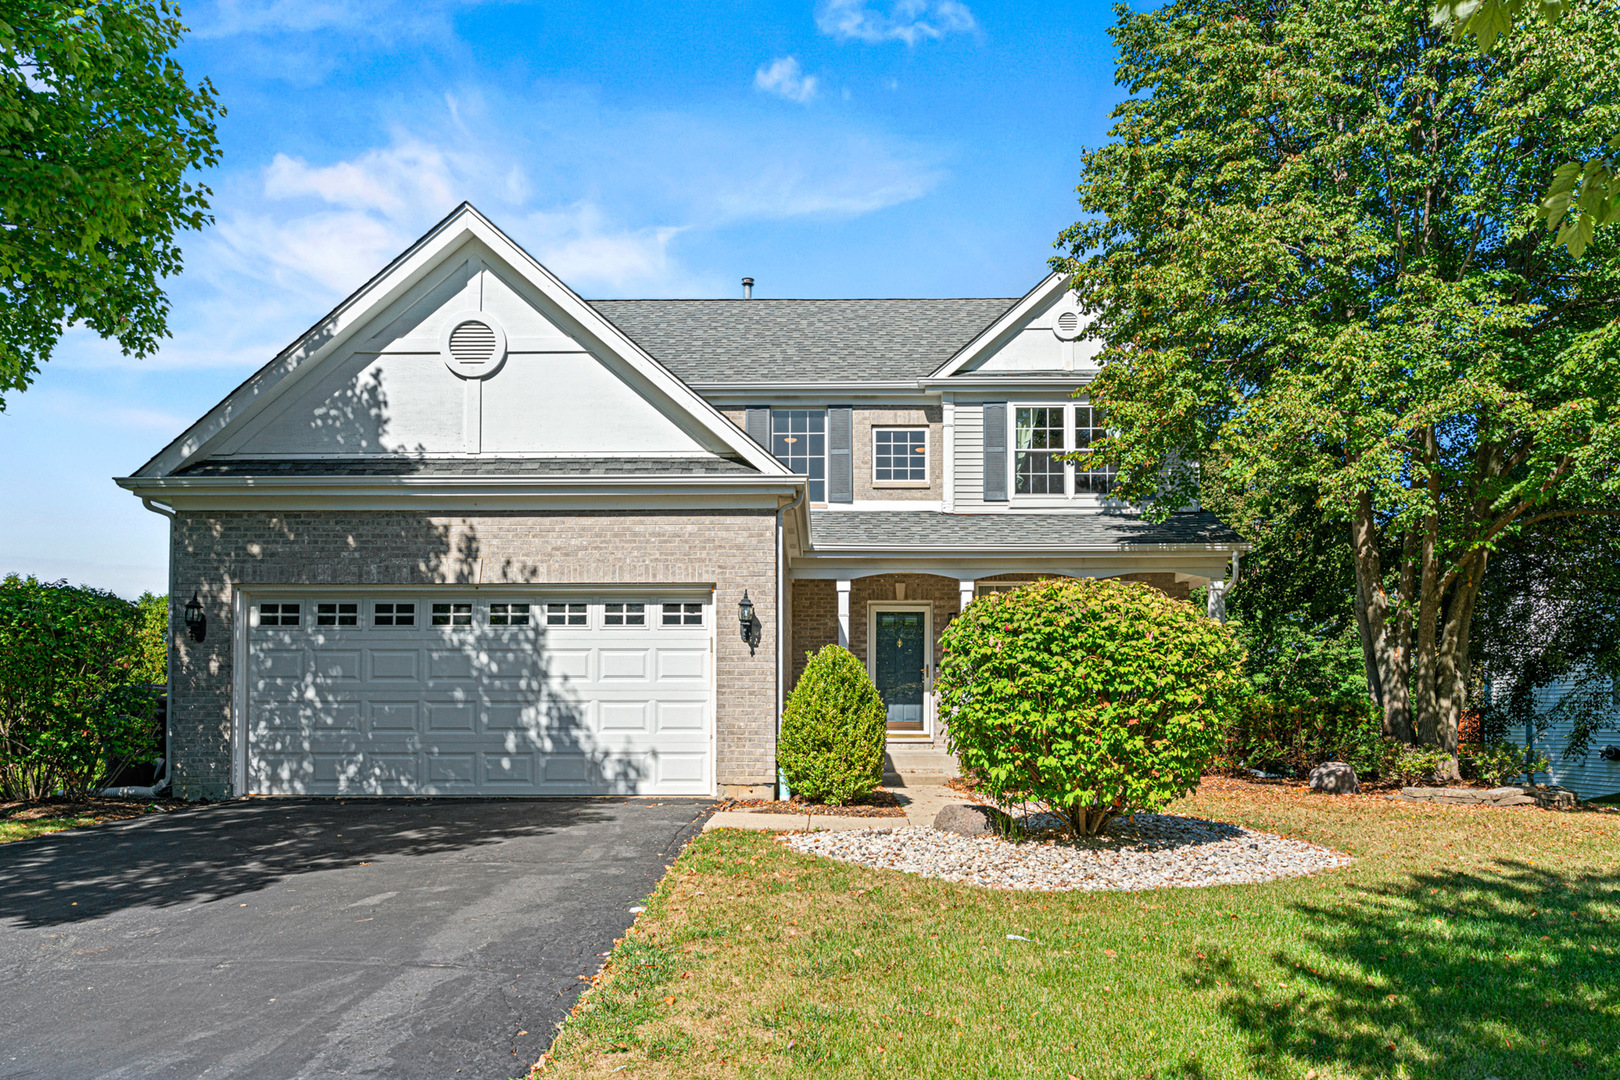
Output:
(168, 508), (779, 800)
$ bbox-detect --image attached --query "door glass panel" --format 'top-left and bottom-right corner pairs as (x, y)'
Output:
(873, 610), (926, 732)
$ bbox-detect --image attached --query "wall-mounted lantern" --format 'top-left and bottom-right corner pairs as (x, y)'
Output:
(1601, 744), (1620, 762)
(183, 592), (207, 643)
(738, 590), (761, 656)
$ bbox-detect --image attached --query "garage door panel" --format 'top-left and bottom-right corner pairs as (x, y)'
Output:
(369, 701), (420, 731)
(599, 700), (651, 732)
(544, 649), (592, 681)
(311, 651), (362, 683)
(426, 650), (478, 680)
(424, 700), (477, 731)
(656, 649), (707, 681)
(655, 701), (707, 731)
(425, 753), (477, 785)
(255, 649), (305, 680)
(599, 650), (649, 680)
(368, 650), (421, 681)
(250, 595), (712, 796)
(481, 752), (536, 785)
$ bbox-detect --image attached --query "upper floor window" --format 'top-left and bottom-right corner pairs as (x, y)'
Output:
(1012, 403), (1115, 499)
(771, 409), (826, 502)
(874, 427), (928, 483)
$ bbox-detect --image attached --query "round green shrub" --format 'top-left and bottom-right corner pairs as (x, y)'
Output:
(779, 644), (887, 805)
(937, 578), (1244, 836)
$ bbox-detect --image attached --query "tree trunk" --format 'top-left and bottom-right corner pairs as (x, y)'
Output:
(1352, 493), (1413, 741)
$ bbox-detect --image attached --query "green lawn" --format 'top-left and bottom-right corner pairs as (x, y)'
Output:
(535, 779), (1620, 1080)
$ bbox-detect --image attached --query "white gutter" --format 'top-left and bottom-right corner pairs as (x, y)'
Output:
(134, 496), (177, 796)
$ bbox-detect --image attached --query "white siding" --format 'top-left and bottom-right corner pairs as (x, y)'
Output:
(1523, 673), (1620, 799)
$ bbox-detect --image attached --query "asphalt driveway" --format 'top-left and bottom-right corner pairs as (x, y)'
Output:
(0, 797), (713, 1080)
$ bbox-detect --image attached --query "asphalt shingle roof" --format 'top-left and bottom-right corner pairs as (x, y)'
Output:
(177, 457), (757, 477)
(808, 510), (1244, 549)
(588, 298), (1019, 384)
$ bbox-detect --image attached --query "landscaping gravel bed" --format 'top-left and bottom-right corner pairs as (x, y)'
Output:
(780, 812), (1351, 892)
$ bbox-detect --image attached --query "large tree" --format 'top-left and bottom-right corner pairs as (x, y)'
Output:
(0, 1), (222, 407)
(1055, 0), (1620, 770)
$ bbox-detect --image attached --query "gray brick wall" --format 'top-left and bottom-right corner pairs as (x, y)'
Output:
(169, 509), (779, 799)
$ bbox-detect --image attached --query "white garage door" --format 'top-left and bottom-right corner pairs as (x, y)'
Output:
(245, 593), (713, 796)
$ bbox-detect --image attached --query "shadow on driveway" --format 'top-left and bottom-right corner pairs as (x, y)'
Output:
(0, 797), (713, 1079)
(0, 797), (625, 928)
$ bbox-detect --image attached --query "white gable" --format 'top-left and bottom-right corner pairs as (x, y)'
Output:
(139, 206), (788, 476)
(931, 273), (1102, 379)
(213, 247), (711, 458)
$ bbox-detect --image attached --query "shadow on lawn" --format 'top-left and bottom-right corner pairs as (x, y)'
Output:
(1201, 861), (1620, 1079)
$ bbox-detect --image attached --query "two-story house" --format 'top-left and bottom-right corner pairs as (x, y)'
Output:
(120, 204), (1244, 800)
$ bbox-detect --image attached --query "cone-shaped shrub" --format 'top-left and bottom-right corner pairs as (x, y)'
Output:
(937, 578), (1243, 836)
(779, 644), (887, 805)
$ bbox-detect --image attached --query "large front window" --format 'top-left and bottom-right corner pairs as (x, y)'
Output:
(1012, 403), (1115, 498)
(772, 409), (826, 502)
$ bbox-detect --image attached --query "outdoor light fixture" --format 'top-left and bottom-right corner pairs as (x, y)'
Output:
(183, 592), (207, 643)
(1601, 744), (1620, 762)
(738, 590), (761, 656)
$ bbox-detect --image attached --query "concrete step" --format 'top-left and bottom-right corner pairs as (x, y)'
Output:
(882, 748), (961, 786)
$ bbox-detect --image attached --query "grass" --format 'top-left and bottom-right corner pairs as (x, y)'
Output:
(534, 778), (1620, 1080)
(0, 797), (167, 843)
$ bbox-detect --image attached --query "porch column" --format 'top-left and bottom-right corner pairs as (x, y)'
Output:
(1207, 579), (1227, 622)
(959, 579), (975, 616)
(836, 579), (852, 648)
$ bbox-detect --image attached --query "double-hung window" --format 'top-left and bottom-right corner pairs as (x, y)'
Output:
(771, 409), (826, 502)
(1011, 403), (1114, 499)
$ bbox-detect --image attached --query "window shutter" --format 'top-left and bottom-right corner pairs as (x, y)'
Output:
(982, 402), (1008, 502)
(745, 407), (770, 450)
(827, 407), (853, 503)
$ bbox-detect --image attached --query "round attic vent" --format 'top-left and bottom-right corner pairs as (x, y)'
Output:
(439, 315), (508, 379)
(1053, 310), (1082, 340)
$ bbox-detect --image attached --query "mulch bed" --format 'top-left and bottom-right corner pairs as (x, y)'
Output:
(1, 795), (178, 826)
(715, 789), (908, 818)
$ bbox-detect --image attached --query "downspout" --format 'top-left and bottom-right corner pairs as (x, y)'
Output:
(776, 484), (806, 800)
(138, 497), (177, 796)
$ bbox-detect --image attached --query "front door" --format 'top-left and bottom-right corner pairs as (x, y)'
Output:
(871, 606), (930, 734)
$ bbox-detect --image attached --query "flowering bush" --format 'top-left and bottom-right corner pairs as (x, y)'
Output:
(937, 578), (1243, 836)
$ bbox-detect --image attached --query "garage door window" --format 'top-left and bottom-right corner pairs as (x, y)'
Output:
(546, 602), (587, 626)
(489, 602), (531, 626)
(662, 602), (703, 626)
(316, 602), (359, 627)
(431, 602), (472, 626)
(259, 602), (300, 626)
(604, 602), (646, 626)
(373, 602), (415, 626)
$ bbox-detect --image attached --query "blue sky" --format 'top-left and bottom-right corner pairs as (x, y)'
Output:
(1, 0), (1129, 598)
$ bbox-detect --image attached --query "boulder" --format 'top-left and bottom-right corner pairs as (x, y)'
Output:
(1309, 761), (1360, 794)
(933, 803), (1010, 837)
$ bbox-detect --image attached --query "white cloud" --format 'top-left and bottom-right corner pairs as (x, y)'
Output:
(816, 0), (976, 45)
(754, 56), (819, 103)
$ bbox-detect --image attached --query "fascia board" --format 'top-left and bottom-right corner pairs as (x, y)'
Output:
(687, 381), (927, 394)
(918, 373), (1097, 390)
(455, 213), (791, 478)
(135, 204), (488, 478)
(926, 272), (1070, 380)
(802, 541), (1250, 555)
(114, 475), (803, 512)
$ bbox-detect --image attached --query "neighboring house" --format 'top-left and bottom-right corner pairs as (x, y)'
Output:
(119, 204), (1245, 801)
(1520, 675), (1620, 799)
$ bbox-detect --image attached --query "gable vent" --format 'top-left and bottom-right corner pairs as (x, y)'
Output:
(1054, 310), (1081, 339)
(449, 320), (499, 366)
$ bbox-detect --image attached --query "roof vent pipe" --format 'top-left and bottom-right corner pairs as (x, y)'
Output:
(742, 277), (754, 299)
